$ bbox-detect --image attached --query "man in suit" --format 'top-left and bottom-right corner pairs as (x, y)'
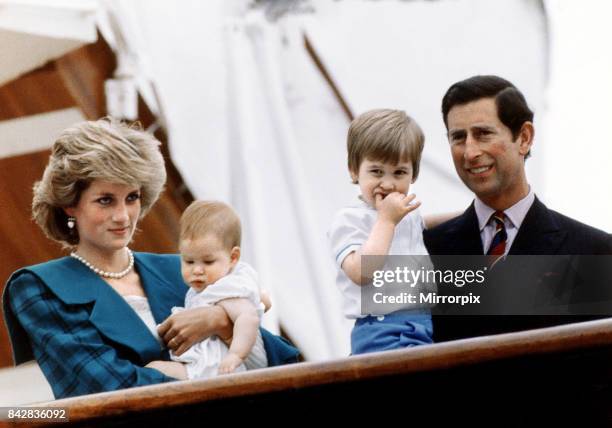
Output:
(423, 75), (612, 342)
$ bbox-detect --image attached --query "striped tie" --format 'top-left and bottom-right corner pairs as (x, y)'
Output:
(486, 210), (507, 267)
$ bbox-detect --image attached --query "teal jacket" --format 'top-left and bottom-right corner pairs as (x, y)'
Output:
(3, 252), (299, 398)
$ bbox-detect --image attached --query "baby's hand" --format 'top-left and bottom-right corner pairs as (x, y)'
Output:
(218, 353), (244, 375)
(375, 192), (421, 225)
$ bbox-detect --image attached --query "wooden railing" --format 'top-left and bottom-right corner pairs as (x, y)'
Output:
(11, 318), (612, 426)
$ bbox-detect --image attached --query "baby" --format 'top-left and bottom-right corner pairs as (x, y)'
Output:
(163, 200), (269, 379)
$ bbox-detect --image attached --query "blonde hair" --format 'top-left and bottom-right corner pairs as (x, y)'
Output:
(180, 201), (241, 250)
(347, 109), (425, 182)
(32, 118), (166, 247)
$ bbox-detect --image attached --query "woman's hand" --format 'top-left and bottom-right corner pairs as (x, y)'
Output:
(146, 360), (188, 380)
(157, 305), (232, 356)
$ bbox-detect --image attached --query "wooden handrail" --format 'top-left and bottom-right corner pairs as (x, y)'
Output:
(21, 318), (612, 425)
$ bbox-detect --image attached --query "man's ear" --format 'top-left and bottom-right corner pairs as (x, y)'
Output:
(230, 247), (241, 267)
(517, 121), (534, 157)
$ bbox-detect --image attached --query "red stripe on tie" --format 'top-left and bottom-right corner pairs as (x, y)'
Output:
(487, 211), (507, 267)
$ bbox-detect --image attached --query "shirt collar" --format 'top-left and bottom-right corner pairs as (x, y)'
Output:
(474, 187), (535, 231)
(357, 195), (376, 210)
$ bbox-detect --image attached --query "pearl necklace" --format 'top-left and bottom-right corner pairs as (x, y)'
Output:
(70, 248), (134, 279)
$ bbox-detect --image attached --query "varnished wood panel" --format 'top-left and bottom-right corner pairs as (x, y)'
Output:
(54, 34), (116, 120)
(0, 63), (74, 120)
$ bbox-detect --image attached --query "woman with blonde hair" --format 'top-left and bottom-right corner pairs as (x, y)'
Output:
(2, 118), (298, 399)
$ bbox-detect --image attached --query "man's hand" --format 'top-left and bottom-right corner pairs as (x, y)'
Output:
(157, 306), (232, 356)
(218, 352), (244, 375)
(375, 192), (420, 225)
(260, 289), (272, 312)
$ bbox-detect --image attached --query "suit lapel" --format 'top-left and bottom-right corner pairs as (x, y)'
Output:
(29, 256), (164, 364)
(134, 253), (186, 325)
(509, 196), (567, 255)
(88, 280), (163, 364)
(448, 204), (484, 254)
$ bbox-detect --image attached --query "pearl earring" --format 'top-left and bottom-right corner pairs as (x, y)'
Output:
(67, 216), (76, 229)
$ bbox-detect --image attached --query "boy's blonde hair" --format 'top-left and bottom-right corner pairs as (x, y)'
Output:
(180, 200), (241, 250)
(347, 109), (425, 182)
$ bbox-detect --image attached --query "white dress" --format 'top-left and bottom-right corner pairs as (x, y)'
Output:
(169, 262), (268, 379)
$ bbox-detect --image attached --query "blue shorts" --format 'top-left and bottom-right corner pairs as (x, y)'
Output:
(351, 310), (433, 355)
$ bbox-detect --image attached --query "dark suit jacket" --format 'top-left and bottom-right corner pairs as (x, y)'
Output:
(423, 196), (612, 342)
(3, 252), (299, 398)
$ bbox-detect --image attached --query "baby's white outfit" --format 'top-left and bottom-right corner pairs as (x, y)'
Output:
(169, 262), (268, 379)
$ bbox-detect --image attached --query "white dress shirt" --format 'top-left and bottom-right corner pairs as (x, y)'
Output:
(474, 188), (535, 255)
